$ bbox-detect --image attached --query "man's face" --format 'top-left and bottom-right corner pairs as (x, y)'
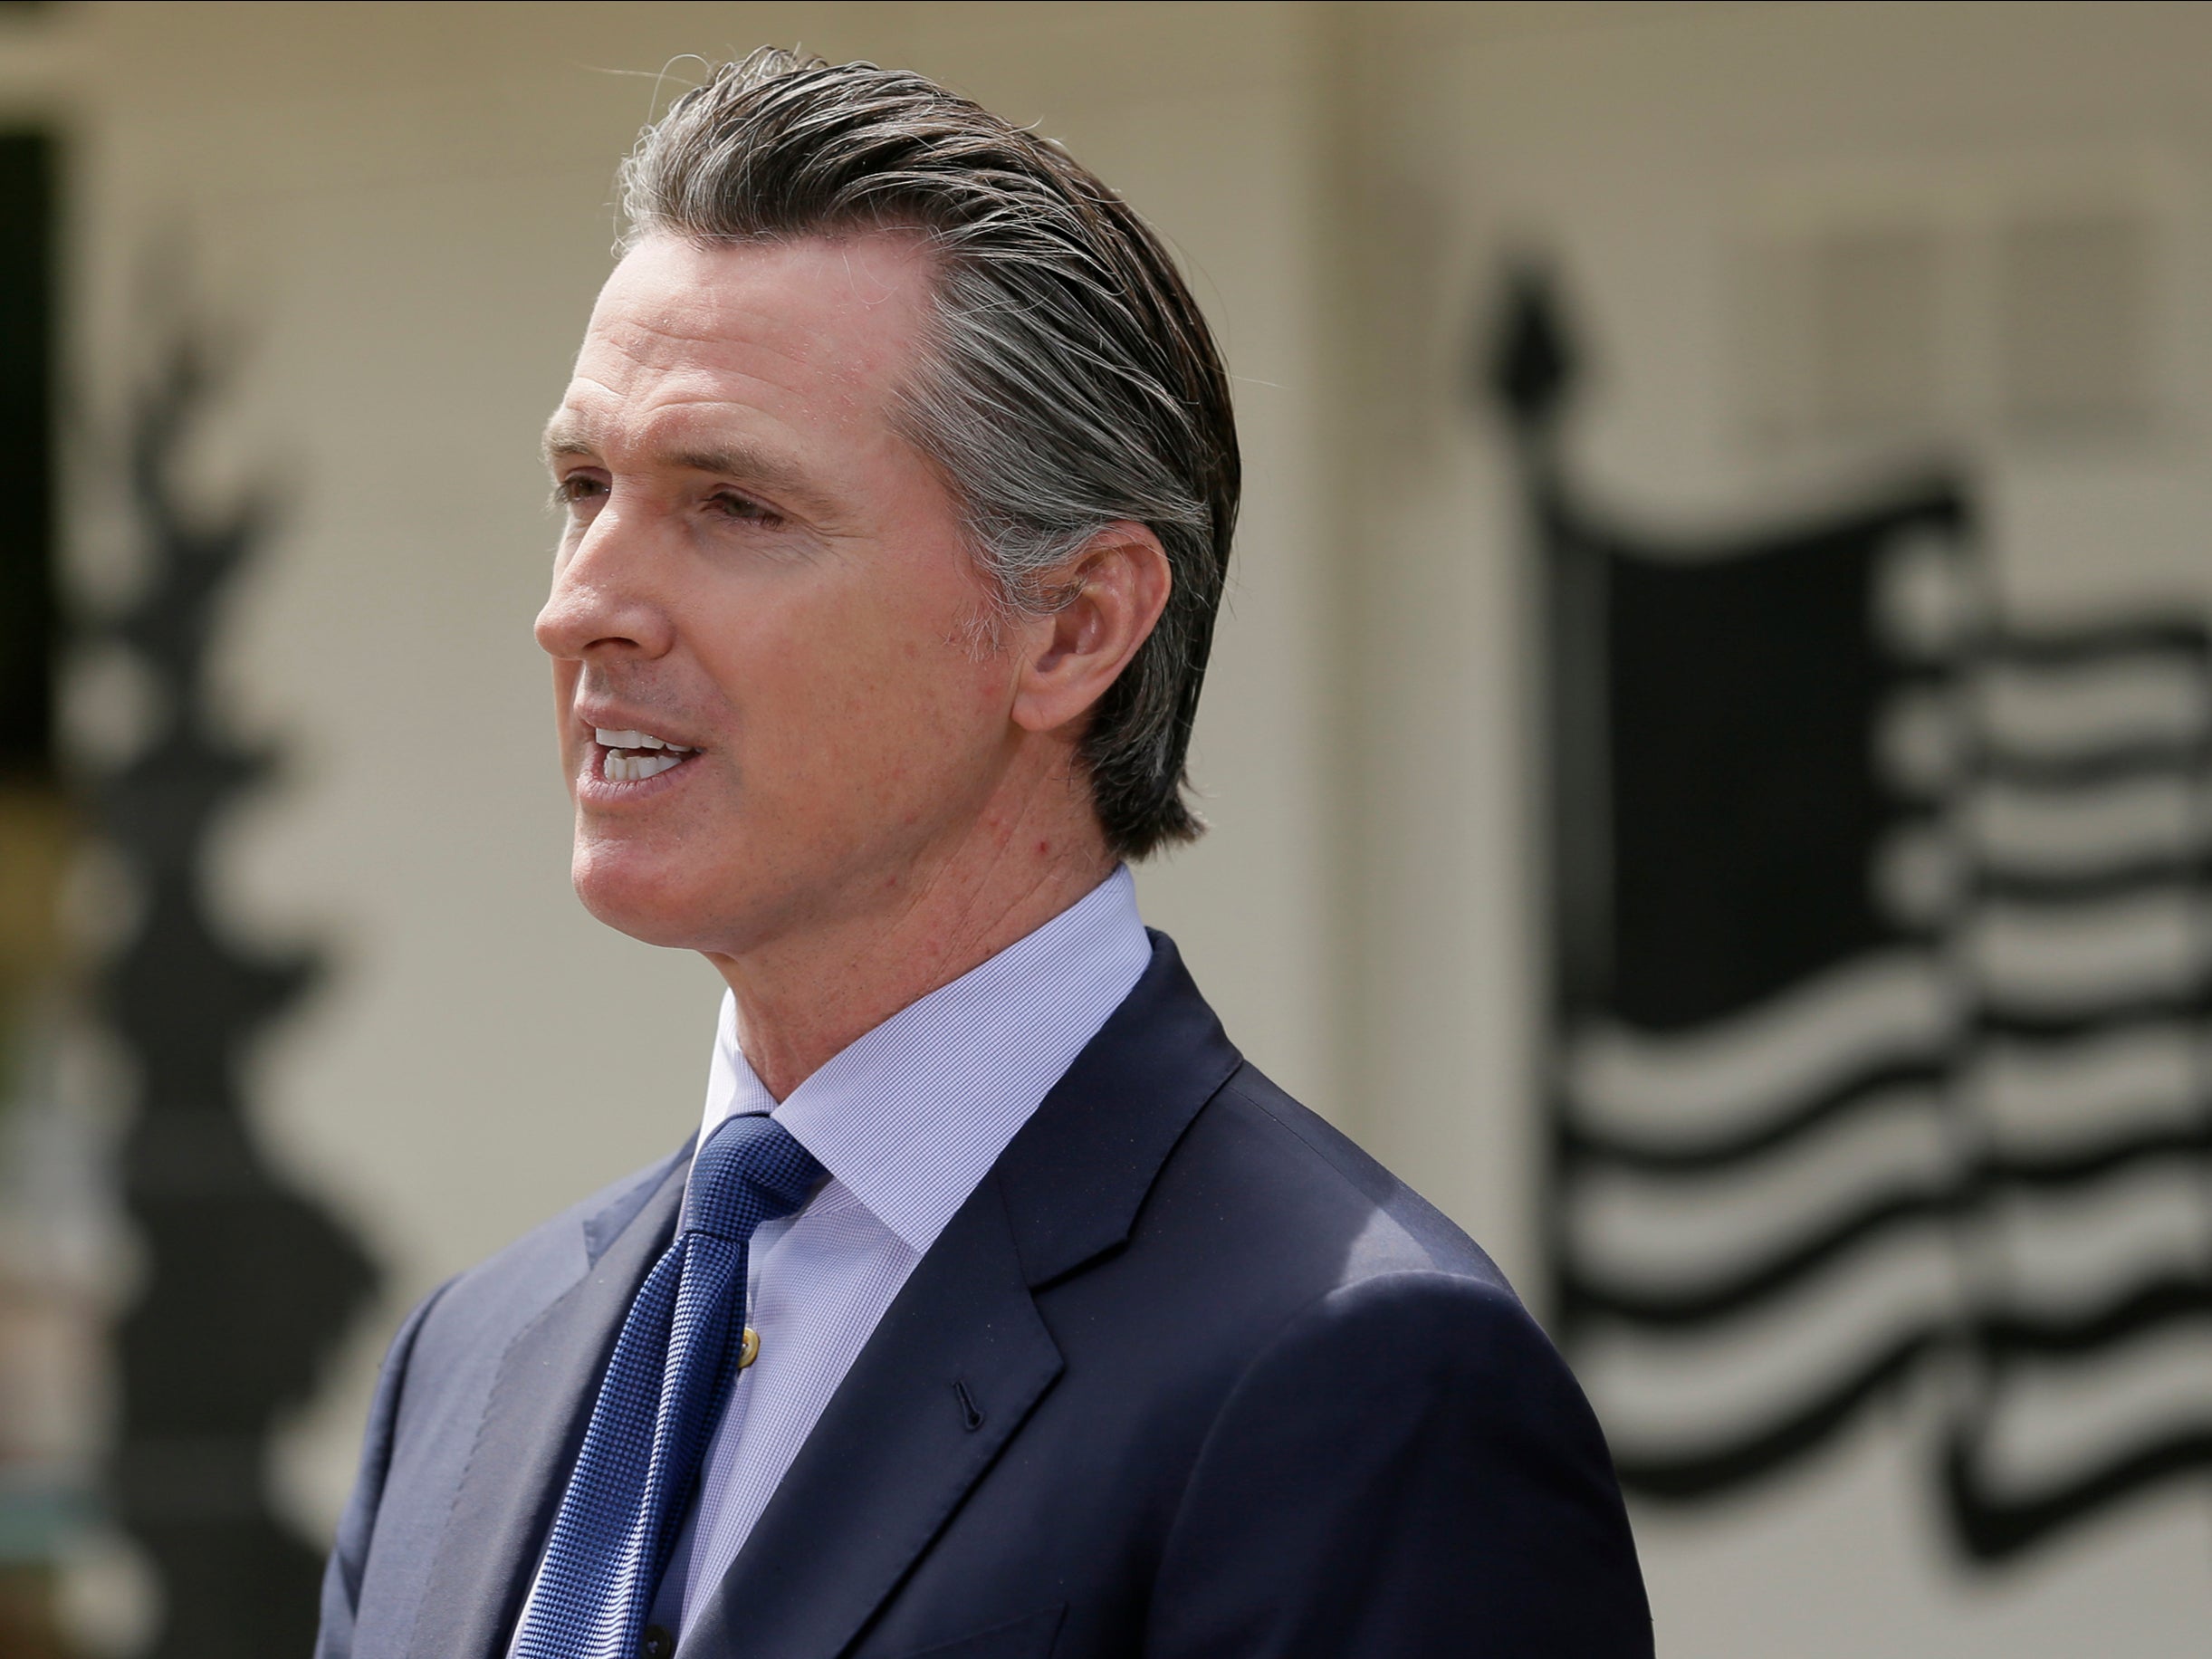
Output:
(536, 232), (1023, 957)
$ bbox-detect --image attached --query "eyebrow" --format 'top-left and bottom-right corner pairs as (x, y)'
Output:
(541, 415), (832, 513)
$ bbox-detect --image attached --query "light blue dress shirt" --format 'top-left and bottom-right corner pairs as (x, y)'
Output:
(652, 866), (1151, 1634)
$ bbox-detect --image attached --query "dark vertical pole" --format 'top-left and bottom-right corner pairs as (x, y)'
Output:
(1480, 266), (1604, 1339)
(0, 130), (55, 787)
(0, 123), (68, 1659)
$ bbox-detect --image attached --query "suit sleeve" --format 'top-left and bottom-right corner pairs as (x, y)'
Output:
(314, 1279), (453, 1659)
(1147, 1270), (1652, 1659)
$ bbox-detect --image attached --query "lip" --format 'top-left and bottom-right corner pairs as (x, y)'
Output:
(572, 702), (702, 752)
(570, 704), (708, 807)
(574, 740), (704, 807)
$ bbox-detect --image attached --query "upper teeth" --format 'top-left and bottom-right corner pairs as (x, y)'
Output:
(595, 727), (694, 753)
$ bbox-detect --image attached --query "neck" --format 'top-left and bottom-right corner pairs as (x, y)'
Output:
(704, 792), (1116, 1101)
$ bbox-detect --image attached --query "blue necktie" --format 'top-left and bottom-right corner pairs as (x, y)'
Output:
(513, 1115), (824, 1659)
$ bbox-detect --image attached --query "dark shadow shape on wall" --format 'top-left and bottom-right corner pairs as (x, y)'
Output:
(1491, 264), (2212, 1565)
(95, 310), (379, 1655)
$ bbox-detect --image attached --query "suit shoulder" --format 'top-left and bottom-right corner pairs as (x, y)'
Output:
(1155, 1061), (1518, 1306)
(1153, 1263), (1650, 1654)
(415, 1140), (688, 1363)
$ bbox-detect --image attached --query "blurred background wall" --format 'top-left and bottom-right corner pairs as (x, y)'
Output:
(0, 2), (2207, 1654)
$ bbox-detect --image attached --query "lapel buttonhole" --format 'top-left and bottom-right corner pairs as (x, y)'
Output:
(954, 1377), (984, 1432)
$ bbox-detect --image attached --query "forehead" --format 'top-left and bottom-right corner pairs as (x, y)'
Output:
(556, 230), (937, 454)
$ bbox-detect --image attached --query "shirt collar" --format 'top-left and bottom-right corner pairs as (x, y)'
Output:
(697, 866), (1151, 1254)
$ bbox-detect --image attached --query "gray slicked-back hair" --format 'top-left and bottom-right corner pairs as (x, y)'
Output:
(618, 49), (1239, 859)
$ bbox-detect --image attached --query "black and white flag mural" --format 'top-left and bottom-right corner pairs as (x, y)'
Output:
(1495, 270), (2212, 1560)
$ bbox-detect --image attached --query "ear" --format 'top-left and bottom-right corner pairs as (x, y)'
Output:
(1009, 522), (1173, 737)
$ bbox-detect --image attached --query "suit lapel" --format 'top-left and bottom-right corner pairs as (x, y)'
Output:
(991, 934), (1243, 1289)
(679, 1172), (1061, 1659)
(410, 1150), (690, 1659)
(680, 935), (1243, 1659)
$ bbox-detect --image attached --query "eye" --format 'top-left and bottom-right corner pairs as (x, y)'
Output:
(551, 472), (608, 511)
(706, 489), (784, 528)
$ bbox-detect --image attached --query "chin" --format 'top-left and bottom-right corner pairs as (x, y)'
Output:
(570, 841), (727, 951)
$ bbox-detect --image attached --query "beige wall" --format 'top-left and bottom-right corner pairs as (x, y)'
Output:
(7, 3), (2210, 1654)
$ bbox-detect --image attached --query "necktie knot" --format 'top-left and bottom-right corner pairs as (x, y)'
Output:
(679, 1114), (823, 1242)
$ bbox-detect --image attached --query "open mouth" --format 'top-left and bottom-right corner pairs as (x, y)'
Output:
(594, 725), (698, 783)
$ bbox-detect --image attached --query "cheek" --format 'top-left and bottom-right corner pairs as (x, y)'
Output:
(769, 588), (997, 736)
(685, 546), (1010, 810)
(800, 652), (1002, 837)
(873, 628), (1002, 745)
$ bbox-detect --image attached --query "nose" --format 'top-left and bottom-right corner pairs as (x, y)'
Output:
(534, 510), (676, 665)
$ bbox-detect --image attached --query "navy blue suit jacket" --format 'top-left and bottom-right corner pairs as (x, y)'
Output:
(317, 936), (1652, 1658)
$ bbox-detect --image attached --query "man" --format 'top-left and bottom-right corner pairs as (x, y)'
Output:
(317, 50), (1651, 1659)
